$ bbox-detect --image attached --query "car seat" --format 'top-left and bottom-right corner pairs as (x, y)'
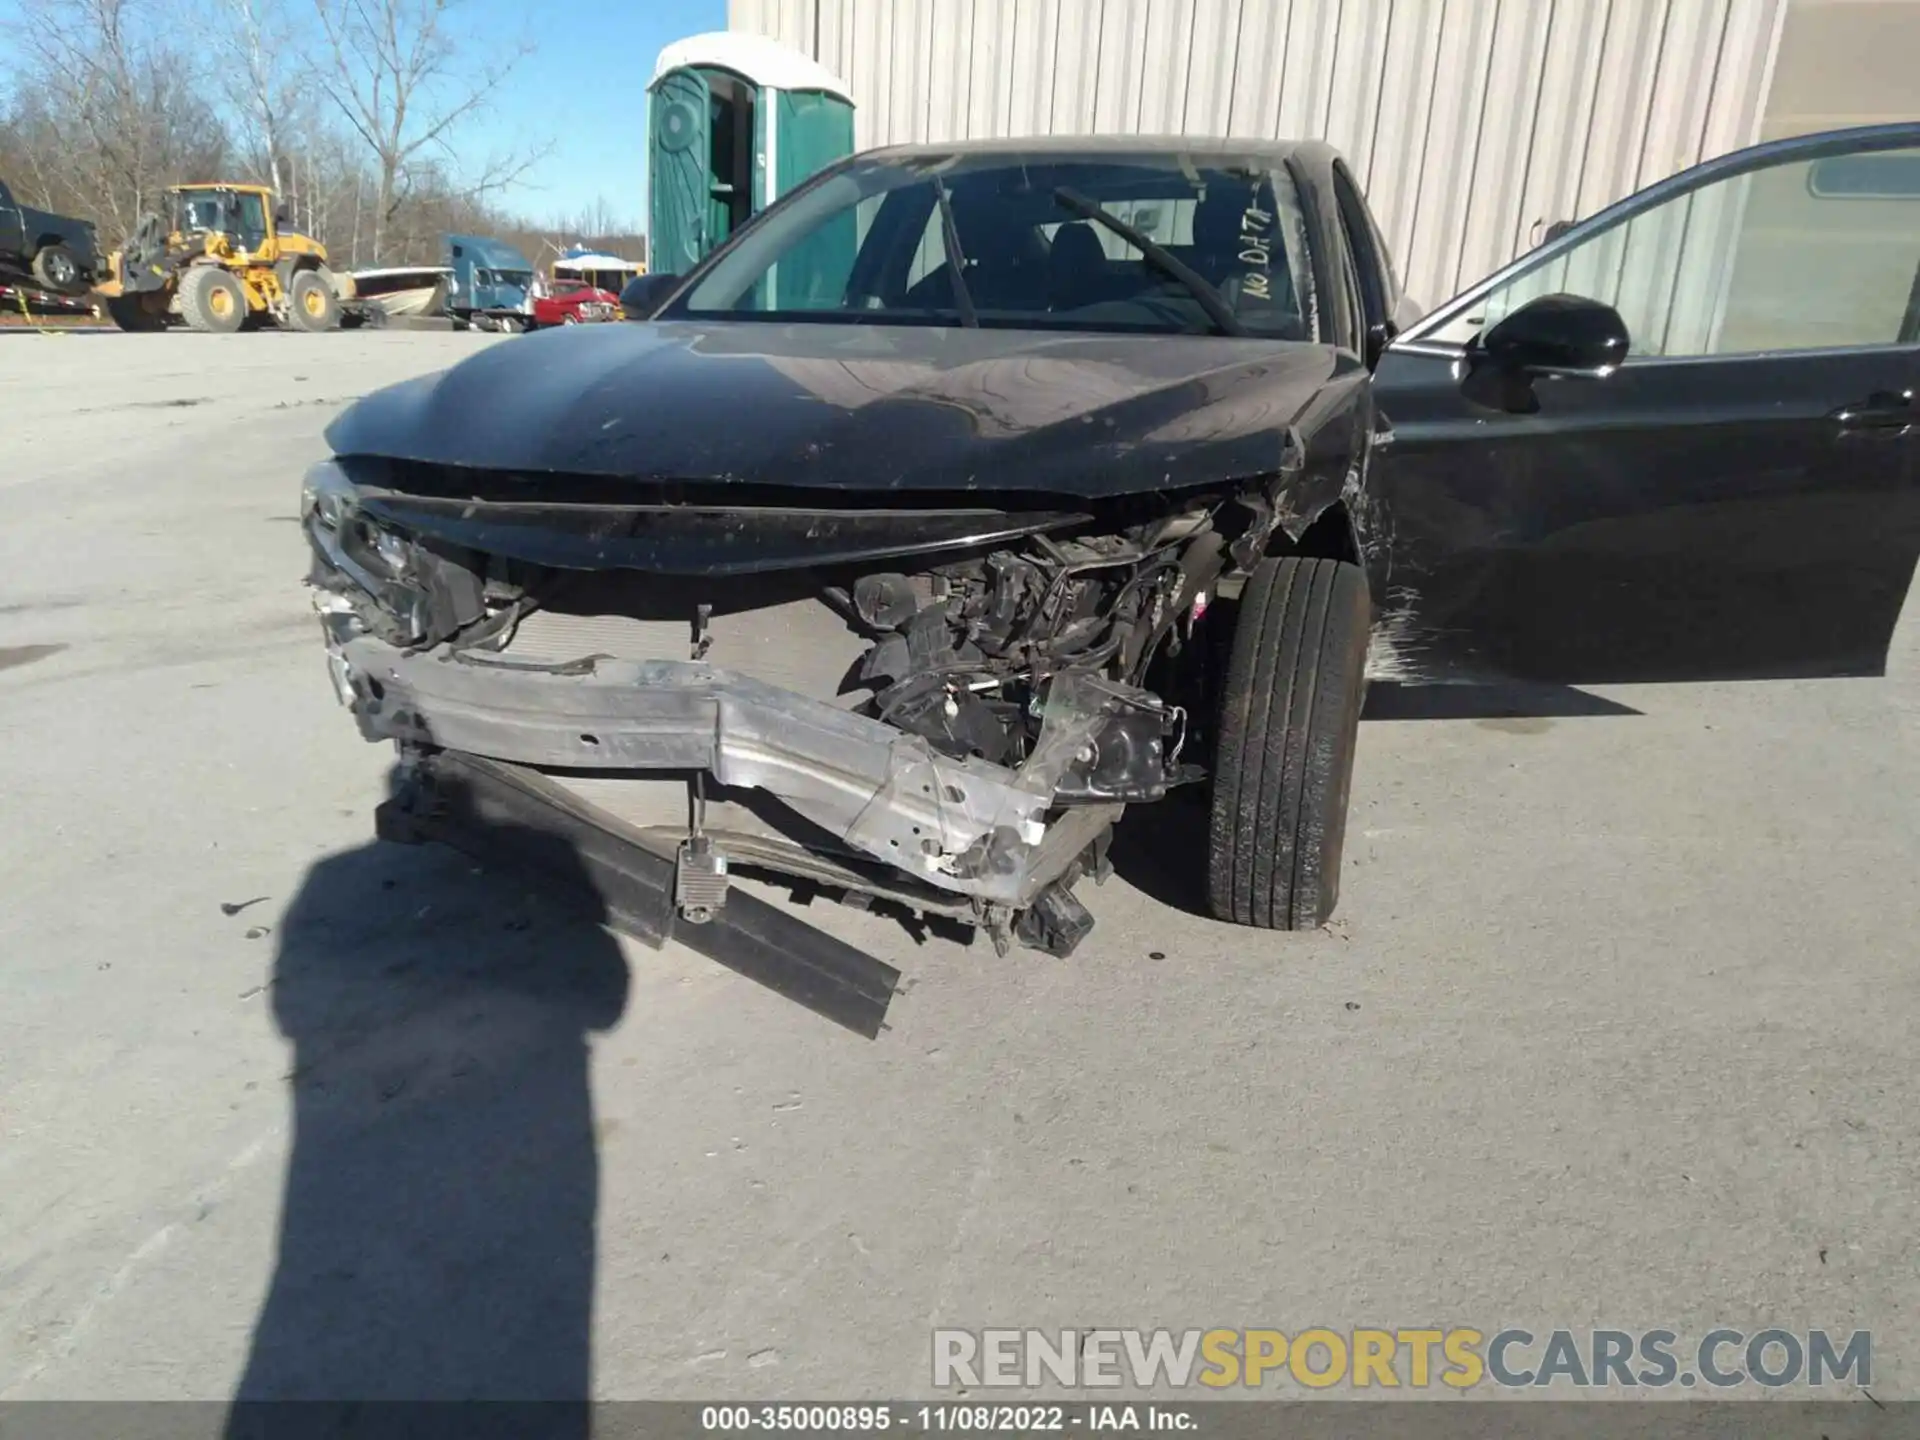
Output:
(1047, 222), (1110, 313)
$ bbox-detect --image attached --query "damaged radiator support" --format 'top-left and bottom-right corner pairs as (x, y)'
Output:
(377, 749), (901, 1038)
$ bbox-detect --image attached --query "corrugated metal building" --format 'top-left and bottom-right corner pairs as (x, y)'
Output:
(726, 0), (1917, 307)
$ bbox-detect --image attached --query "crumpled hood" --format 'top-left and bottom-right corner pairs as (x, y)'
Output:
(327, 320), (1361, 499)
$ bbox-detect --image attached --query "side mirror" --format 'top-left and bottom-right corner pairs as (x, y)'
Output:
(620, 273), (681, 321)
(273, 207), (290, 227)
(1480, 293), (1629, 378)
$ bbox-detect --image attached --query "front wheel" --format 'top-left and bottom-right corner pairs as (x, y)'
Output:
(286, 269), (340, 331)
(1206, 555), (1370, 930)
(178, 266), (247, 333)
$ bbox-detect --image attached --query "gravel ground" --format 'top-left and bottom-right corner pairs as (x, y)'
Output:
(1, 330), (1915, 1405)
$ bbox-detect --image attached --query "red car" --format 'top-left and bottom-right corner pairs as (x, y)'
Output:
(532, 277), (619, 328)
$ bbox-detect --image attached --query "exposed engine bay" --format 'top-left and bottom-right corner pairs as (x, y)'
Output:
(302, 460), (1270, 958)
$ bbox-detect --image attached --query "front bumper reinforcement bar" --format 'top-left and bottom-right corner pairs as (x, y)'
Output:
(335, 632), (1124, 906)
(378, 749), (900, 1038)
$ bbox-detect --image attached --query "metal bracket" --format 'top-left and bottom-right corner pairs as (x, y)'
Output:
(675, 834), (729, 923)
(692, 601), (714, 660)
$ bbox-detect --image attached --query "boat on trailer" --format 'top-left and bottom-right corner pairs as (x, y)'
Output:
(345, 266), (451, 318)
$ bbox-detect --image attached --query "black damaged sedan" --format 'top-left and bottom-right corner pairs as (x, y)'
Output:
(305, 126), (1920, 1029)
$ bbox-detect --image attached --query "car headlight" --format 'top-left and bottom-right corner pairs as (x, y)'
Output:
(301, 458), (359, 528)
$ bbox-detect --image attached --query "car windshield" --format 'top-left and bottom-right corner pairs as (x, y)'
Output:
(668, 152), (1319, 340)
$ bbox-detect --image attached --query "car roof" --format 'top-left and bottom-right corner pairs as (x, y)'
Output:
(857, 134), (1339, 167)
(449, 234), (535, 268)
(856, 135), (1336, 168)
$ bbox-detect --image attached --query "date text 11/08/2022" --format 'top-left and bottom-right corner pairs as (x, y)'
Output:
(700, 1405), (1194, 1431)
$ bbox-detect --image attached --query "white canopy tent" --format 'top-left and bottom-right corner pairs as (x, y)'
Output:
(552, 249), (646, 294)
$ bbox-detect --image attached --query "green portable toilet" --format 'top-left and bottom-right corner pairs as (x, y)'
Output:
(648, 32), (856, 284)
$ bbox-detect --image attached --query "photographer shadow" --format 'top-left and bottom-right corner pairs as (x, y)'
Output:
(225, 799), (629, 1432)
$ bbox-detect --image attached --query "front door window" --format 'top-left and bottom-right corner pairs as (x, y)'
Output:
(1426, 142), (1920, 358)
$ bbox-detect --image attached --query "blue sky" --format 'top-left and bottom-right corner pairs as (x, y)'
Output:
(468, 0), (724, 226)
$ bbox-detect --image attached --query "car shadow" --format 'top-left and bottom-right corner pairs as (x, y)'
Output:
(1105, 789), (1212, 918)
(1361, 680), (1641, 720)
(1109, 681), (1639, 918)
(223, 794), (629, 1430)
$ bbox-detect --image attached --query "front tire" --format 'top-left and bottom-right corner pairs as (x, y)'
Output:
(1206, 556), (1370, 930)
(178, 267), (246, 333)
(286, 269), (340, 331)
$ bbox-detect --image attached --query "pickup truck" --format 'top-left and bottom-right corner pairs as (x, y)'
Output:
(531, 277), (619, 328)
(0, 180), (101, 295)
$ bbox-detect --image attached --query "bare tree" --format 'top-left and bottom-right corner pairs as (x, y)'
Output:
(559, 195), (638, 243)
(309, 0), (546, 261)
(5, 0), (234, 236)
(216, 0), (308, 198)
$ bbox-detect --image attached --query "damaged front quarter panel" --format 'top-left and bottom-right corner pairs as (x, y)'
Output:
(1225, 362), (1375, 573)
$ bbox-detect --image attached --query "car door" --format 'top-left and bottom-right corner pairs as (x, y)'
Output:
(1364, 123), (1920, 685)
(0, 180), (25, 261)
(232, 189), (269, 255)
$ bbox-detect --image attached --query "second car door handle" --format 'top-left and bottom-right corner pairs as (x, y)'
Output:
(1831, 389), (1914, 429)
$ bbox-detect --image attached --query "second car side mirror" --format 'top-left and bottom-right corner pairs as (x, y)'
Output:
(1480, 293), (1629, 378)
(1364, 318), (1399, 369)
(620, 273), (682, 321)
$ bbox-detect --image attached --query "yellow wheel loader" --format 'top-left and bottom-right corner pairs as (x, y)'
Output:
(96, 184), (358, 334)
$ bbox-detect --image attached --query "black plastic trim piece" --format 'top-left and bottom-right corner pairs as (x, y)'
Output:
(377, 750), (900, 1038)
